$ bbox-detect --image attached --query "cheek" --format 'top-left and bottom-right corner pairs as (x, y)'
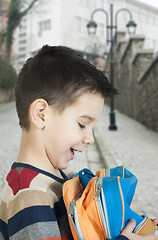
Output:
(62, 125), (83, 144)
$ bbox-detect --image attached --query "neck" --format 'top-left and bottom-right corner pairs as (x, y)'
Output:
(16, 129), (62, 178)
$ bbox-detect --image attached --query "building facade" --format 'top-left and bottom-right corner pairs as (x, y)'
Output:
(12, 0), (158, 72)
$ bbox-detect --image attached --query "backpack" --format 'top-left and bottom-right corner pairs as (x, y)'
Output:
(63, 166), (158, 240)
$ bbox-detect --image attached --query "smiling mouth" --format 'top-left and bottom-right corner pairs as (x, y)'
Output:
(70, 147), (83, 155)
(70, 148), (75, 159)
(70, 148), (74, 153)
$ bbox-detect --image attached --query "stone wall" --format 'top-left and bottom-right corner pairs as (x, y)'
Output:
(105, 32), (158, 132)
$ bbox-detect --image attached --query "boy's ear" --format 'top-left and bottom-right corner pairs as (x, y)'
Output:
(29, 99), (48, 129)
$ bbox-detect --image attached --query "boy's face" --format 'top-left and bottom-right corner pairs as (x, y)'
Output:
(43, 93), (104, 170)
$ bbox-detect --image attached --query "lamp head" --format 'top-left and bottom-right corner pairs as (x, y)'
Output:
(126, 20), (137, 34)
(103, 51), (108, 59)
(87, 20), (97, 35)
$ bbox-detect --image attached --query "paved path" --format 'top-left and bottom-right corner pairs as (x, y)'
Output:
(94, 104), (158, 219)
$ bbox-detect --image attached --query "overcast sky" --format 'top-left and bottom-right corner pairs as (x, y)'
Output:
(138, 0), (158, 8)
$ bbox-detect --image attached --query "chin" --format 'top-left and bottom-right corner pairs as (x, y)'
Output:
(60, 161), (70, 170)
(61, 166), (68, 170)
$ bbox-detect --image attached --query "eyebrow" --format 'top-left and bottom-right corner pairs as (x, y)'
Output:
(79, 115), (96, 122)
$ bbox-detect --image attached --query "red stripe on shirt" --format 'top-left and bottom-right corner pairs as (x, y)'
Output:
(7, 168), (39, 195)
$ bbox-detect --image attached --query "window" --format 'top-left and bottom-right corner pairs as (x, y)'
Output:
(18, 61), (25, 66)
(19, 40), (27, 45)
(91, 0), (96, 9)
(140, 13), (146, 23)
(149, 16), (155, 25)
(21, 18), (27, 24)
(19, 33), (26, 38)
(97, 0), (104, 8)
(19, 47), (26, 52)
(45, 20), (51, 30)
(76, 0), (88, 6)
(83, 19), (89, 33)
(19, 25), (27, 31)
(18, 54), (26, 59)
(83, 0), (88, 7)
(122, 11), (130, 24)
(39, 19), (51, 32)
(144, 14), (148, 24)
(75, 17), (82, 32)
(131, 10), (139, 21)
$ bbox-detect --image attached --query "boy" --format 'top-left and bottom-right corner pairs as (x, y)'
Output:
(0, 45), (157, 240)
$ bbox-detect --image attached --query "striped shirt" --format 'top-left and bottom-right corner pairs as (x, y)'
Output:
(0, 162), (74, 240)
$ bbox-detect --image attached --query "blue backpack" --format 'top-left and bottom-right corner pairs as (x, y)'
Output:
(63, 166), (157, 240)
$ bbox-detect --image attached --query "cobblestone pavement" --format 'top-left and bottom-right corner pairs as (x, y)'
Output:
(94, 104), (158, 219)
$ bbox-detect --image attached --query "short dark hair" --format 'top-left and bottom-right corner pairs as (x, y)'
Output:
(15, 45), (117, 130)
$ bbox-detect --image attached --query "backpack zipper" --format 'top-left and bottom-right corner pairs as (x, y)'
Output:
(68, 190), (84, 240)
(133, 216), (147, 234)
(95, 177), (112, 239)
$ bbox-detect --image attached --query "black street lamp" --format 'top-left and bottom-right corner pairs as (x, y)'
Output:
(87, 4), (137, 130)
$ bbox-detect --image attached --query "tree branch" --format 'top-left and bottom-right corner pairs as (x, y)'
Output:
(20, 0), (38, 17)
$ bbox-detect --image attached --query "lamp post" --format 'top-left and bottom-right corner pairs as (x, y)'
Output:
(87, 4), (137, 130)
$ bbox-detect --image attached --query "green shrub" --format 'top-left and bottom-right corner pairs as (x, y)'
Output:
(0, 56), (17, 90)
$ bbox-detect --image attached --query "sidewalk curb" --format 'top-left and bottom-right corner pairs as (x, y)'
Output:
(94, 127), (117, 169)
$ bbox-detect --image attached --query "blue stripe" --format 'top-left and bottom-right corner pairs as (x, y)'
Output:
(8, 205), (56, 237)
(0, 219), (8, 240)
(54, 197), (67, 218)
(11, 162), (68, 183)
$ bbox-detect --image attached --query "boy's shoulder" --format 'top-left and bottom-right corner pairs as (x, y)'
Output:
(4, 162), (72, 200)
(0, 163), (74, 240)
(6, 162), (52, 195)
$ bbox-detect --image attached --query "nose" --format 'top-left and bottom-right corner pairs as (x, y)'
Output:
(82, 130), (94, 145)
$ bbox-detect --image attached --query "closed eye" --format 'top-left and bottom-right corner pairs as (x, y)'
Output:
(79, 123), (85, 129)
